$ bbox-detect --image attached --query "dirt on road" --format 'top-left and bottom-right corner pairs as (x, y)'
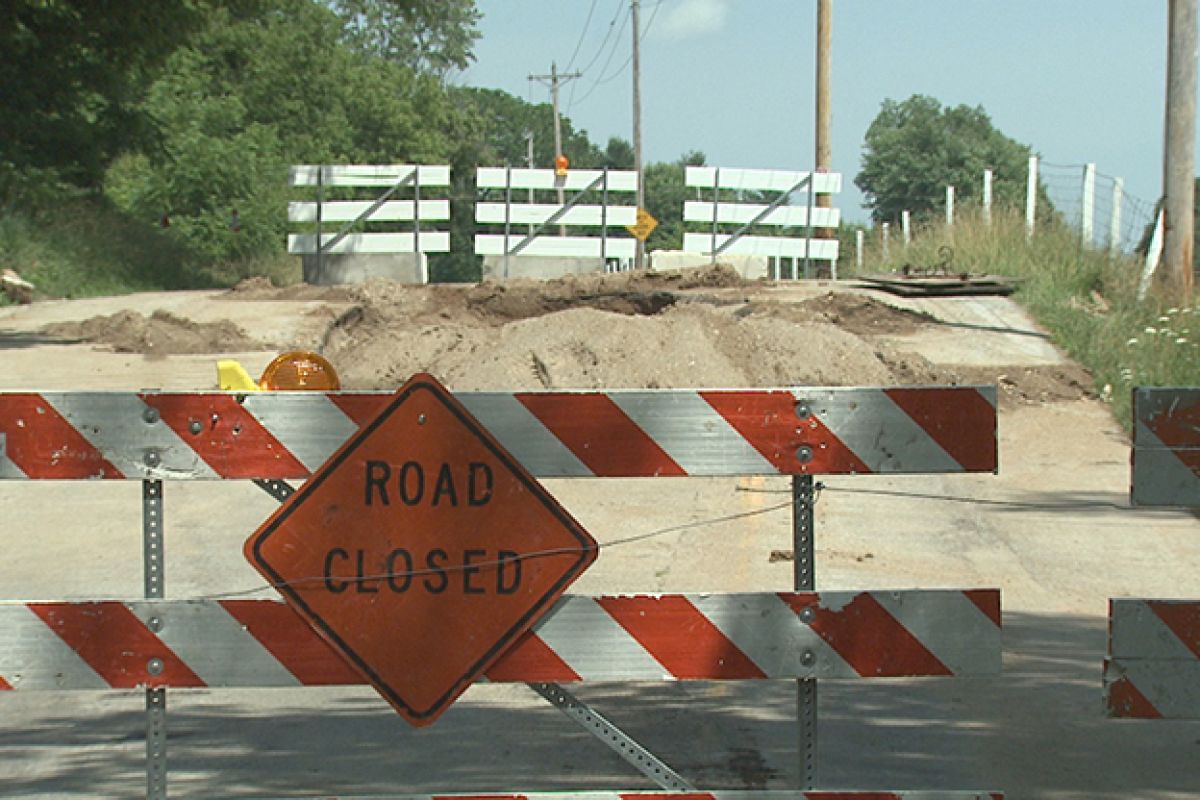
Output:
(33, 265), (1093, 405)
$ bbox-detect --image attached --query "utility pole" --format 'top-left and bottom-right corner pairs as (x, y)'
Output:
(815, 0), (832, 186)
(632, 0), (645, 269)
(529, 62), (582, 220)
(1160, 0), (1197, 301)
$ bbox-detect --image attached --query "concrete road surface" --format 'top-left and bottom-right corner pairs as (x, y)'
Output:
(0, 286), (1198, 799)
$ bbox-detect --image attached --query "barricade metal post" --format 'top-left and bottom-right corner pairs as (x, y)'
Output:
(794, 473), (816, 788)
(143, 478), (167, 800)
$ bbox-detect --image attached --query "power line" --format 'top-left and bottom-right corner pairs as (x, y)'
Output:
(571, 0), (660, 108)
(564, 0), (601, 72)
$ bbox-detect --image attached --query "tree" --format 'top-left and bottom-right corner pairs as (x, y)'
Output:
(643, 151), (706, 252)
(105, 0), (456, 264)
(331, 0), (480, 79)
(0, 1), (221, 191)
(856, 94), (1032, 223)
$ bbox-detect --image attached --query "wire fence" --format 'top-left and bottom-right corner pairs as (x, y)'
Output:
(1038, 160), (1159, 254)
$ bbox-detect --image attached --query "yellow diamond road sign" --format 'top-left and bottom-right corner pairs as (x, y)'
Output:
(627, 208), (658, 241)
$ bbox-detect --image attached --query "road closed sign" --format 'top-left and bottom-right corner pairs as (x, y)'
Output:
(244, 373), (597, 726)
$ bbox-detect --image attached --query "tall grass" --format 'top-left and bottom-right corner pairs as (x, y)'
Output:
(855, 208), (1200, 426)
(0, 195), (301, 303)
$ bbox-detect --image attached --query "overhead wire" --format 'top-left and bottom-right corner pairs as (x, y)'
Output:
(570, 0), (662, 109)
(198, 496), (794, 601)
(564, 0), (602, 72)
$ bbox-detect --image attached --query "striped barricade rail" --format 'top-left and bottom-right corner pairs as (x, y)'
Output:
(0, 590), (1001, 690)
(0, 385), (1002, 798)
(0, 387), (997, 480)
(1130, 387), (1200, 507)
(1105, 598), (1200, 718)
(229, 794), (1002, 800)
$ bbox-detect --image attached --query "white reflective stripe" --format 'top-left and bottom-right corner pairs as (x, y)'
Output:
(0, 433), (26, 478)
(607, 392), (776, 475)
(802, 389), (961, 473)
(127, 601), (300, 688)
(1132, 421), (1200, 506)
(241, 394), (358, 472)
(693, 593), (855, 677)
(1110, 657), (1200, 718)
(1110, 600), (1199, 661)
(0, 605), (106, 689)
(532, 597), (667, 680)
(45, 394), (217, 478)
(873, 590), (1002, 675)
(458, 393), (592, 477)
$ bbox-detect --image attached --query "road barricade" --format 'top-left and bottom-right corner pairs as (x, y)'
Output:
(1109, 387), (1200, 719)
(0, 385), (1003, 798)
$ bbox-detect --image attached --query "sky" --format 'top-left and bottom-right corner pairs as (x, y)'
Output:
(457, 1), (1183, 224)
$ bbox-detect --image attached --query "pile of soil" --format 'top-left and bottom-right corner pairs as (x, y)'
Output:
(42, 310), (266, 355)
(39, 265), (1095, 404)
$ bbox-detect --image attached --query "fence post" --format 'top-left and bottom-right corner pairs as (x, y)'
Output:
(882, 222), (890, 263)
(901, 210), (911, 247)
(945, 186), (955, 227)
(855, 229), (864, 272)
(1081, 163), (1096, 247)
(983, 168), (993, 225)
(1026, 155), (1038, 240)
(1110, 177), (1124, 255)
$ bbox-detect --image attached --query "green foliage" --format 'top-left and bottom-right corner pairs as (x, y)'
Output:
(644, 151), (706, 252)
(104, 0), (456, 266)
(0, 1), (217, 188)
(0, 197), (208, 300)
(856, 95), (1032, 224)
(332, 0), (480, 78)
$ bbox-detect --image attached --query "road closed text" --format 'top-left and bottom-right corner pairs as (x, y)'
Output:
(319, 459), (520, 595)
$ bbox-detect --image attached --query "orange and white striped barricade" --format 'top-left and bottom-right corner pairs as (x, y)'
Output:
(0, 386), (1002, 798)
(1114, 388), (1200, 718)
(1105, 599), (1200, 718)
(1130, 387), (1200, 507)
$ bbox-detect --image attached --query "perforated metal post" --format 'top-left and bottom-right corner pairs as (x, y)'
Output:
(529, 682), (695, 791)
(793, 473), (817, 788)
(143, 478), (167, 800)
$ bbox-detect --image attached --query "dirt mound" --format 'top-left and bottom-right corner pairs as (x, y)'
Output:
(42, 310), (267, 355)
(324, 300), (896, 391)
(227, 276), (358, 303)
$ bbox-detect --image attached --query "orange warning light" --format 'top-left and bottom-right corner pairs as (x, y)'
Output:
(554, 154), (569, 177)
(259, 351), (341, 391)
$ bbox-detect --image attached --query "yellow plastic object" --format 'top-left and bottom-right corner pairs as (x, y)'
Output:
(258, 351), (341, 391)
(217, 359), (261, 392)
(554, 153), (569, 177)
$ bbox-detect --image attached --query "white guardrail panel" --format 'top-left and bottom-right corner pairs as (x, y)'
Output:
(686, 166), (842, 194)
(289, 164), (451, 187)
(477, 167), (638, 192)
(682, 233), (839, 260)
(288, 200), (450, 223)
(475, 235), (636, 259)
(476, 203), (637, 227)
(683, 201), (840, 228)
(288, 232), (450, 255)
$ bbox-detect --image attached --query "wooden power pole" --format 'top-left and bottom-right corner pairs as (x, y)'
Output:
(1160, 0), (1197, 301)
(632, 0), (645, 269)
(529, 62), (582, 217)
(815, 0), (832, 191)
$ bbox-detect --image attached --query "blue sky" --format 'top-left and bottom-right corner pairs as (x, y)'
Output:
(458, 1), (1179, 223)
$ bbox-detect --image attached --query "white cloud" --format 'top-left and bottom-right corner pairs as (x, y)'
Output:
(657, 0), (730, 40)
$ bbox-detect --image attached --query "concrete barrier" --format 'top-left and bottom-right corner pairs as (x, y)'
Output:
(481, 255), (607, 280)
(303, 253), (427, 285)
(649, 251), (768, 279)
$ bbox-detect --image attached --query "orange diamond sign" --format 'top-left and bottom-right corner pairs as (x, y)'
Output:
(244, 373), (597, 726)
